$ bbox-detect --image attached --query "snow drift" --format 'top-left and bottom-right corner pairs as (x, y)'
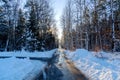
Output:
(65, 49), (120, 80)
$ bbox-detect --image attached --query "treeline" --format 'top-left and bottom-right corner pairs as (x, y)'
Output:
(61, 0), (120, 51)
(0, 0), (58, 52)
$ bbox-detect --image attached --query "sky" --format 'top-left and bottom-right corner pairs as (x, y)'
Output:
(52, 0), (67, 39)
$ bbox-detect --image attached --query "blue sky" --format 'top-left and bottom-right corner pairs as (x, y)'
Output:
(52, 0), (66, 22)
(52, 0), (66, 39)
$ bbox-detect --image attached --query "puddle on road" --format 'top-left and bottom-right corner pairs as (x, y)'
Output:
(46, 64), (63, 80)
(37, 53), (64, 80)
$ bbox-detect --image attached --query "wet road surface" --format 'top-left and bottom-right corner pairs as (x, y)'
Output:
(38, 50), (88, 80)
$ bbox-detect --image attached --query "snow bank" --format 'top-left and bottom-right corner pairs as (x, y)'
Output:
(0, 49), (56, 58)
(65, 49), (120, 80)
(0, 49), (56, 80)
(0, 57), (47, 80)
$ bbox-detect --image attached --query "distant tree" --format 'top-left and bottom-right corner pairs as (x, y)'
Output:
(25, 0), (58, 51)
(62, 0), (74, 50)
(0, 2), (9, 51)
(61, 0), (120, 52)
(0, 0), (58, 52)
(1, 0), (20, 51)
(15, 9), (26, 50)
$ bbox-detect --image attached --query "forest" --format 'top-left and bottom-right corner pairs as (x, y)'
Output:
(0, 0), (120, 80)
(0, 0), (58, 52)
(0, 0), (120, 52)
(61, 0), (120, 52)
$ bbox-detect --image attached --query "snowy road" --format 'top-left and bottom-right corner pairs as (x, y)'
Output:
(0, 49), (89, 80)
(59, 50), (88, 80)
(1, 49), (119, 80)
(43, 49), (88, 80)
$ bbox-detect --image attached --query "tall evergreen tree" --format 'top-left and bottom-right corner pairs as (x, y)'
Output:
(0, 1), (9, 51)
(15, 9), (26, 50)
(25, 0), (58, 51)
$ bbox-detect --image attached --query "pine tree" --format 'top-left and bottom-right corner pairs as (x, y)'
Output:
(25, 0), (58, 51)
(0, 1), (9, 51)
(15, 9), (26, 50)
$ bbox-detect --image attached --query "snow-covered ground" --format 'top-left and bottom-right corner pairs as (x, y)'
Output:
(65, 49), (120, 80)
(0, 57), (47, 80)
(0, 49), (56, 80)
(0, 49), (56, 58)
